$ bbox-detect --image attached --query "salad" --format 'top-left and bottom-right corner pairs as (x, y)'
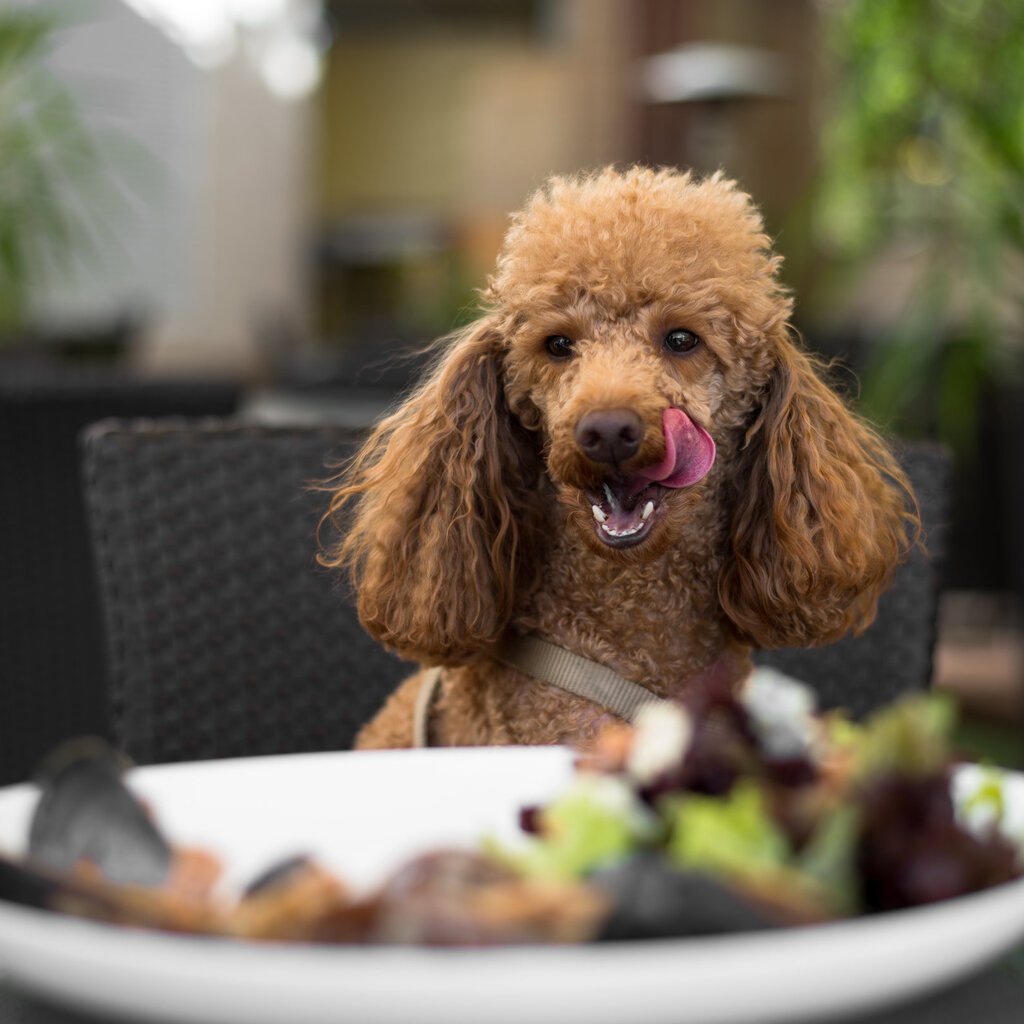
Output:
(492, 669), (1023, 937)
(0, 672), (1020, 946)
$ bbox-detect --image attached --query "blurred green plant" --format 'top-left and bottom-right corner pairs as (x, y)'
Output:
(813, 0), (1024, 449)
(0, 7), (101, 335)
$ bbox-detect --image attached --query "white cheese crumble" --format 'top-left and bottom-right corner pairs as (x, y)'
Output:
(627, 702), (693, 783)
(741, 666), (818, 760)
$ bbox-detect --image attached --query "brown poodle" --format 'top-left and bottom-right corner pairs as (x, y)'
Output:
(321, 166), (918, 750)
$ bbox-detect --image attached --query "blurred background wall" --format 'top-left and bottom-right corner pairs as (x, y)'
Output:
(6, 0), (313, 373)
(6, 0), (829, 374)
(3, 0), (1023, 727)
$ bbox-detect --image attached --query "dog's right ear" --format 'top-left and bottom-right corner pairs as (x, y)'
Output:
(320, 318), (540, 665)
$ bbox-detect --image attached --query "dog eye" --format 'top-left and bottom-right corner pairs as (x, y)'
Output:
(544, 334), (575, 359)
(664, 329), (701, 354)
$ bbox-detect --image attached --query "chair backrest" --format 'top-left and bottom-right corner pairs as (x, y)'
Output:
(754, 443), (952, 718)
(0, 366), (240, 783)
(81, 419), (409, 765)
(80, 423), (949, 762)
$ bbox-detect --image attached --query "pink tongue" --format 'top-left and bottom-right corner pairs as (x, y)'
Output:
(630, 408), (715, 492)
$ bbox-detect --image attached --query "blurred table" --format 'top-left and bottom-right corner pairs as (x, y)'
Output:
(1, 947), (1022, 1024)
(238, 387), (393, 430)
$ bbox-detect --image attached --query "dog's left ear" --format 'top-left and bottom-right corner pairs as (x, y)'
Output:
(718, 336), (919, 649)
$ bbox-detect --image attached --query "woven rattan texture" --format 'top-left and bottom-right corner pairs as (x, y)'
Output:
(82, 420), (409, 765)
(754, 443), (951, 718)
(0, 368), (239, 784)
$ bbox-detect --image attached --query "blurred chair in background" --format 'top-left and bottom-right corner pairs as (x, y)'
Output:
(81, 420), (409, 766)
(82, 423), (949, 771)
(755, 443), (951, 718)
(81, 419), (950, 765)
(0, 366), (240, 784)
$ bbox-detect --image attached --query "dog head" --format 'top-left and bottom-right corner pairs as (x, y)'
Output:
(323, 167), (917, 663)
(493, 167), (784, 562)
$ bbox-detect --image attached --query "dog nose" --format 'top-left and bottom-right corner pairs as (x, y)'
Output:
(575, 409), (644, 465)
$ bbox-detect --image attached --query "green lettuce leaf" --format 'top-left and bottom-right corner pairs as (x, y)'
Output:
(796, 805), (862, 915)
(855, 693), (956, 779)
(665, 782), (791, 880)
(492, 773), (655, 880)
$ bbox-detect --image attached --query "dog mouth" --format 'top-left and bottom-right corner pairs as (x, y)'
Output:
(580, 408), (716, 550)
(585, 479), (667, 548)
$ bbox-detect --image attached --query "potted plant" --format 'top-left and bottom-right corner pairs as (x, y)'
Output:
(0, 7), (132, 360)
(802, 0), (1024, 593)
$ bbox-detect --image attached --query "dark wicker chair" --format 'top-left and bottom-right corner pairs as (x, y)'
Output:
(755, 443), (952, 718)
(81, 420), (410, 765)
(0, 365), (240, 784)
(81, 422), (948, 764)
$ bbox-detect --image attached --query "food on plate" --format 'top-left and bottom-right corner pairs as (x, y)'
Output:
(0, 739), (603, 945)
(0, 673), (1020, 946)
(492, 670), (1022, 935)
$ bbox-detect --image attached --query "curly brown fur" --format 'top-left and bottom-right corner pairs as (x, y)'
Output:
(323, 320), (543, 665)
(321, 166), (919, 750)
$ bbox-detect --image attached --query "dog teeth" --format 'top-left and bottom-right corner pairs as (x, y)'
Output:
(600, 522), (643, 538)
(594, 489), (654, 539)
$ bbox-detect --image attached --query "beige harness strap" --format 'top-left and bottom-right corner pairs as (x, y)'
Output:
(412, 666), (444, 748)
(413, 636), (670, 748)
(497, 634), (673, 724)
